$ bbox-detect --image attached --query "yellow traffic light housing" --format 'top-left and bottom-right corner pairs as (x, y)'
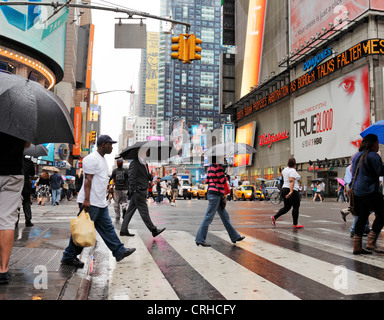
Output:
(171, 34), (186, 61)
(189, 34), (202, 61)
(90, 130), (96, 142)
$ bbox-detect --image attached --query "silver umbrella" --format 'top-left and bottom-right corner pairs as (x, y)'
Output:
(23, 144), (49, 158)
(204, 142), (257, 157)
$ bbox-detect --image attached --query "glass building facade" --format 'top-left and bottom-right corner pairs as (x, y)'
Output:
(157, 0), (227, 136)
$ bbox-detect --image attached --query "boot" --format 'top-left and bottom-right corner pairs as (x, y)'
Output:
(366, 231), (384, 253)
(353, 235), (372, 255)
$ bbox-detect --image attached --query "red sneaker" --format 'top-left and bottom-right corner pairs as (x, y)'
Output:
(293, 225), (304, 228)
(271, 216), (276, 227)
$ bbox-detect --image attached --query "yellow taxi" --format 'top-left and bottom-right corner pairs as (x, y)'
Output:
(235, 185), (263, 201)
(197, 184), (208, 199)
(191, 185), (199, 198)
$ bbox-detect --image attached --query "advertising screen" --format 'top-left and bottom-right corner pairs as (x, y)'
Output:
(240, 0), (267, 97)
(289, 0), (369, 53)
(293, 65), (369, 163)
(0, 0), (67, 71)
(370, 0), (384, 10)
(145, 32), (159, 105)
(234, 121), (256, 167)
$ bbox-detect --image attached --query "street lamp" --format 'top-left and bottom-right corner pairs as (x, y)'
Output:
(94, 89), (135, 95)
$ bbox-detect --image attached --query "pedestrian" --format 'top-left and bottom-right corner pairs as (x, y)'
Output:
(61, 135), (136, 268)
(170, 173), (180, 206)
(271, 157), (304, 228)
(0, 132), (31, 284)
(50, 170), (63, 206)
(312, 181), (323, 202)
(155, 177), (162, 203)
(20, 158), (35, 227)
(340, 159), (370, 237)
(36, 171), (50, 206)
(75, 168), (83, 196)
(351, 134), (384, 255)
(230, 176), (239, 201)
(120, 153), (166, 238)
(336, 182), (345, 203)
(195, 156), (244, 247)
(110, 159), (129, 220)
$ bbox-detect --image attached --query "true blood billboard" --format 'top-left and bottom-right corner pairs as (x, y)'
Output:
(293, 65), (369, 163)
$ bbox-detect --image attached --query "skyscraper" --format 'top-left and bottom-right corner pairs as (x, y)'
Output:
(157, 0), (226, 137)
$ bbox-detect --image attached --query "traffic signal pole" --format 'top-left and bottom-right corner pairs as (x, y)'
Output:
(0, 2), (191, 33)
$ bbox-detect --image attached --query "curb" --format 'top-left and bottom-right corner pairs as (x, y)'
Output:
(59, 242), (96, 300)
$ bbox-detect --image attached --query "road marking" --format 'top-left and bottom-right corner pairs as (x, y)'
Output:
(108, 230), (178, 300)
(162, 230), (299, 300)
(212, 231), (384, 295)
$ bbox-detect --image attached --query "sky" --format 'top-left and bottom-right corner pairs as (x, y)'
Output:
(91, 0), (161, 170)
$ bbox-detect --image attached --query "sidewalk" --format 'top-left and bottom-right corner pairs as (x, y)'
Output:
(0, 200), (95, 300)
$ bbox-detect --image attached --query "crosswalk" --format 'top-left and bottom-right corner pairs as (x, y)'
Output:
(106, 228), (384, 300)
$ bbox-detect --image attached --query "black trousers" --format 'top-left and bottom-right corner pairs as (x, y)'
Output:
(21, 192), (32, 222)
(120, 191), (156, 233)
(354, 192), (384, 236)
(274, 188), (301, 225)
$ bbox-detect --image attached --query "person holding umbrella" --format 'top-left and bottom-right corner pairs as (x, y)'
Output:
(0, 132), (31, 284)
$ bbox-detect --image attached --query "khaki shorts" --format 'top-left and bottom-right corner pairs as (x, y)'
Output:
(0, 175), (24, 230)
(171, 189), (178, 198)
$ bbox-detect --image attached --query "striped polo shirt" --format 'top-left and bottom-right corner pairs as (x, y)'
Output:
(207, 164), (227, 196)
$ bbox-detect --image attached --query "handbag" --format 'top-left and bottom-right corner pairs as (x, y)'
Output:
(70, 210), (96, 247)
(348, 155), (363, 216)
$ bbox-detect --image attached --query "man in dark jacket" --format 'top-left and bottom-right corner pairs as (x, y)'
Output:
(120, 156), (165, 237)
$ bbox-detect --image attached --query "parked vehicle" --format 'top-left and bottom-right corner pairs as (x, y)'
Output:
(265, 179), (280, 198)
(235, 185), (263, 201)
(197, 184), (208, 199)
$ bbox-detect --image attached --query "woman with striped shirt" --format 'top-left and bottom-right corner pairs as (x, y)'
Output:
(195, 158), (244, 247)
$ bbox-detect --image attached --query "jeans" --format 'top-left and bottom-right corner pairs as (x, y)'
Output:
(354, 192), (384, 236)
(51, 188), (61, 205)
(62, 205), (126, 260)
(195, 194), (240, 243)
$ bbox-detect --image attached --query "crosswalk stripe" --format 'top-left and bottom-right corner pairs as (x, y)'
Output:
(108, 230), (179, 300)
(161, 230), (299, 300)
(212, 231), (384, 295)
(271, 228), (384, 270)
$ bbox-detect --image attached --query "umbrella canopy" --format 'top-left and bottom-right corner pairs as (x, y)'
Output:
(42, 166), (59, 172)
(23, 144), (48, 158)
(120, 140), (178, 161)
(204, 142), (257, 157)
(336, 178), (345, 186)
(161, 175), (173, 181)
(360, 120), (384, 144)
(0, 72), (74, 145)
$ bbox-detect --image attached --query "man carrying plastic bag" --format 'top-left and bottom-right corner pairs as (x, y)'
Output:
(61, 135), (136, 268)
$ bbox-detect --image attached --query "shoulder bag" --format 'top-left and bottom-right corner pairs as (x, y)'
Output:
(348, 155), (363, 216)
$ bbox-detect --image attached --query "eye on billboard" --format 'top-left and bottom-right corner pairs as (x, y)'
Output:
(293, 65), (369, 163)
(289, 0), (369, 53)
(0, 0), (67, 73)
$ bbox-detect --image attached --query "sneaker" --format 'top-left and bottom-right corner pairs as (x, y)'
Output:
(271, 216), (276, 227)
(293, 225), (304, 228)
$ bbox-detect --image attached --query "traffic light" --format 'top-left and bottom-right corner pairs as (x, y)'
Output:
(188, 34), (202, 61)
(171, 34), (186, 61)
(90, 130), (96, 142)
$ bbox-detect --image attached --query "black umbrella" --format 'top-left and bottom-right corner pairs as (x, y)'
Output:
(0, 72), (74, 144)
(23, 144), (49, 158)
(120, 140), (178, 161)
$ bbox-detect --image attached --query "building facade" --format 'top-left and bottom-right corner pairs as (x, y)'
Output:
(225, 0), (384, 196)
(157, 0), (227, 137)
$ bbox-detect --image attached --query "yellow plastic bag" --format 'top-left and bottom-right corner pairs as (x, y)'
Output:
(70, 210), (96, 247)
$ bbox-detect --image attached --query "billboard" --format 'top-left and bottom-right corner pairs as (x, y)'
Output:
(145, 32), (159, 105)
(234, 121), (256, 167)
(240, 0), (267, 97)
(293, 65), (369, 163)
(0, 0), (67, 71)
(371, 0), (384, 10)
(290, 0), (369, 53)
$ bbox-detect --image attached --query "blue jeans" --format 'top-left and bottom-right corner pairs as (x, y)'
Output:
(195, 194), (240, 243)
(52, 188), (61, 205)
(62, 205), (126, 260)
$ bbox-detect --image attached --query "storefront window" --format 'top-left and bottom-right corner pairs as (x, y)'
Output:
(264, 167), (275, 180)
